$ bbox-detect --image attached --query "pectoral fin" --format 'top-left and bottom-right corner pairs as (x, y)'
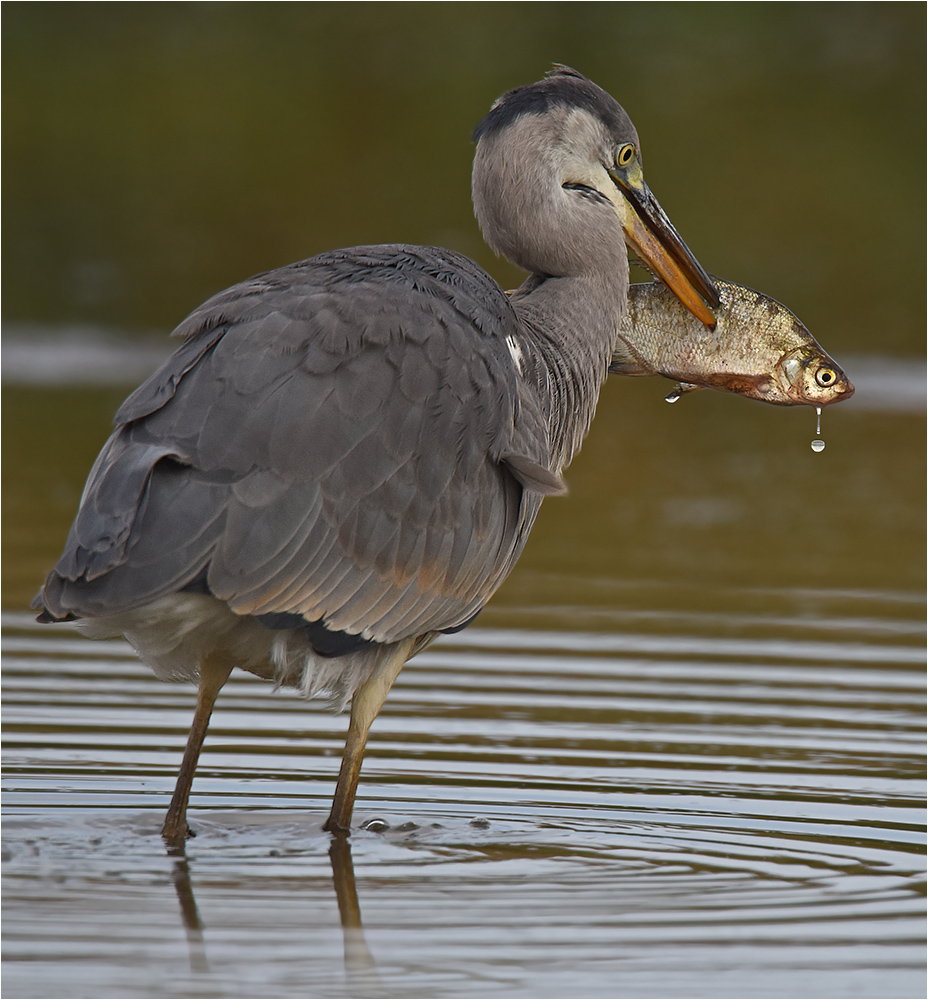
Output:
(609, 339), (651, 376)
(664, 382), (704, 403)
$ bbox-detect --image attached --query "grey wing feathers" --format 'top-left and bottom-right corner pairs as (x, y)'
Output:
(38, 246), (556, 643)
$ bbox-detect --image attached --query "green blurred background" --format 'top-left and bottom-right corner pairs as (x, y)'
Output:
(3, 2), (925, 352)
(3, 2), (924, 612)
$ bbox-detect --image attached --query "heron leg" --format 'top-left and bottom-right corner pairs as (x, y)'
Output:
(162, 655), (233, 844)
(324, 640), (413, 834)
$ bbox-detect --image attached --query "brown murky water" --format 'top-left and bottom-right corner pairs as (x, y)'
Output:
(3, 348), (924, 1000)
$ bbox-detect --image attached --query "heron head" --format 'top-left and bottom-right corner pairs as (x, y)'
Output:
(473, 66), (719, 328)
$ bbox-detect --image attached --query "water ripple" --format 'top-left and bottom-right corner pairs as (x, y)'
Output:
(2, 601), (924, 999)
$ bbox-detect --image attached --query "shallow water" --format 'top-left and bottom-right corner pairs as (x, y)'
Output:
(3, 336), (926, 998)
(3, 311), (926, 1000)
(3, 583), (924, 999)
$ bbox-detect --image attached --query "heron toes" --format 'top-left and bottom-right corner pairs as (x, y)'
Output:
(161, 819), (196, 845)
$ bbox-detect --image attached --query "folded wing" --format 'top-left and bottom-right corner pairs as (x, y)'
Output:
(38, 245), (560, 644)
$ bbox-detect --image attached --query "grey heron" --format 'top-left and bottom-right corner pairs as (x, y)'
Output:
(34, 66), (719, 840)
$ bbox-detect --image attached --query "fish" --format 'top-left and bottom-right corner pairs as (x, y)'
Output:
(610, 277), (854, 406)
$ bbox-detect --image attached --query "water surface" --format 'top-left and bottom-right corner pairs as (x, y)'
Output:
(3, 326), (925, 1000)
(3, 576), (924, 998)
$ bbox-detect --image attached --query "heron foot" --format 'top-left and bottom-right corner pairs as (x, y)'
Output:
(161, 818), (196, 846)
(323, 815), (351, 837)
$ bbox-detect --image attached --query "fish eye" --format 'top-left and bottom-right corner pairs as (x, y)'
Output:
(815, 368), (836, 387)
(615, 143), (636, 168)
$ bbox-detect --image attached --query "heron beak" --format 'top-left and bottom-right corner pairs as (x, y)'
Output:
(610, 164), (720, 329)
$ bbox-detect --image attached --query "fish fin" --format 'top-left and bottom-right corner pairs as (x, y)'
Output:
(628, 256), (659, 280)
(609, 339), (650, 376)
(609, 359), (649, 375)
(664, 382), (704, 403)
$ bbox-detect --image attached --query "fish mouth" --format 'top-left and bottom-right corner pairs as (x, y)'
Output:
(818, 377), (855, 405)
(610, 166), (720, 330)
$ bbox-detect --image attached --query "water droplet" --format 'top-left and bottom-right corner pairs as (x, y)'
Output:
(665, 391), (681, 404)
(360, 817), (390, 833)
(810, 406), (826, 451)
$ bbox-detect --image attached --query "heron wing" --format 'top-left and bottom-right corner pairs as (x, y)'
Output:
(39, 246), (559, 642)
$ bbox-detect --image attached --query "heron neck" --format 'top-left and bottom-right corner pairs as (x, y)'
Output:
(510, 268), (626, 471)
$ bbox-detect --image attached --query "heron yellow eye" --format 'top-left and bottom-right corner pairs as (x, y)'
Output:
(615, 143), (636, 168)
(815, 368), (836, 387)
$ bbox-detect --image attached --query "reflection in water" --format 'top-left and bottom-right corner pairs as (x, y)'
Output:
(167, 844), (208, 975)
(164, 828), (382, 991)
(329, 836), (383, 996)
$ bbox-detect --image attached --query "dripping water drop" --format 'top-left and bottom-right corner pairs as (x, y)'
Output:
(665, 390), (681, 404)
(811, 406), (825, 452)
